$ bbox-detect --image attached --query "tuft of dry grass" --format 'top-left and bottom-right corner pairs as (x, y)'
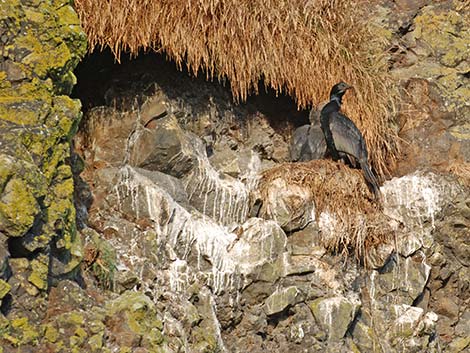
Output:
(444, 160), (470, 187)
(258, 160), (393, 262)
(74, 0), (400, 177)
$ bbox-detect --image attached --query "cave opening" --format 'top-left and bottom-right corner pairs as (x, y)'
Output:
(70, 48), (311, 233)
(71, 48), (310, 134)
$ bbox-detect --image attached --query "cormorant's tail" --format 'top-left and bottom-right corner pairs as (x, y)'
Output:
(359, 160), (382, 202)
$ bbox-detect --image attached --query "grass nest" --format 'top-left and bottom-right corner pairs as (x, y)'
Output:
(258, 160), (393, 262)
(74, 0), (401, 178)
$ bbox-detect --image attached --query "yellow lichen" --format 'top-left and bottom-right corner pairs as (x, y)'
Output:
(0, 178), (40, 237)
(28, 257), (49, 290)
(10, 317), (40, 345)
(44, 323), (59, 343)
(0, 280), (11, 299)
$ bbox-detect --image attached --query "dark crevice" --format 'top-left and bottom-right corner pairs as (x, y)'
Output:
(256, 331), (267, 341)
(72, 48), (309, 130)
(377, 252), (397, 274)
(266, 307), (294, 327)
(411, 287), (427, 308)
(0, 293), (12, 316)
(345, 308), (361, 338)
(7, 237), (41, 259)
(398, 22), (413, 36)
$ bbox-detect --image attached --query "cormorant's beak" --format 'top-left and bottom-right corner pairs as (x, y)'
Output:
(344, 84), (353, 91)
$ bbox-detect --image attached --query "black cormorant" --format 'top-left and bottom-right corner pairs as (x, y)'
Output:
(320, 82), (381, 199)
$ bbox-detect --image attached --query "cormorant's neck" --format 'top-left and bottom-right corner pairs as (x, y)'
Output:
(330, 94), (343, 106)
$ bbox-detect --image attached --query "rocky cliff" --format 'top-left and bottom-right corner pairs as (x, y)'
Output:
(0, 0), (469, 352)
(0, 0), (87, 348)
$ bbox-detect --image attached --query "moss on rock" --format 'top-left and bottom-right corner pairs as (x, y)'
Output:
(105, 291), (166, 350)
(414, 8), (469, 68)
(0, 2), (87, 348)
(28, 255), (49, 290)
(0, 279), (11, 300)
(0, 178), (40, 237)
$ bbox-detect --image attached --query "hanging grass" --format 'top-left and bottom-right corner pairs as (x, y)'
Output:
(74, 0), (400, 177)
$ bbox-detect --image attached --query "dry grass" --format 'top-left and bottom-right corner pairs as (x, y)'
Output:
(74, 0), (400, 177)
(445, 160), (470, 187)
(258, 160), (393, 262)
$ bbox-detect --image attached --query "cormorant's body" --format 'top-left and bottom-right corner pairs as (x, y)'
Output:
(320, 82), (381, 199)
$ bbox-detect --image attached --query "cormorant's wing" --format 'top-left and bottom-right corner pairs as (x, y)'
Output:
(290, 125), (310, 161)
(328, 111), (367, 160)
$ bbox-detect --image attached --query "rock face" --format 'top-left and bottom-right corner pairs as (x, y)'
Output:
(0, 1), (469, 353)
(0, 0), (87, 334)
(386, 2), (470, 178)
(71, 63), (468, 353)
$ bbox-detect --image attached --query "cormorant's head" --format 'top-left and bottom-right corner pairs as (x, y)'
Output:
(329, 82), (352, 102)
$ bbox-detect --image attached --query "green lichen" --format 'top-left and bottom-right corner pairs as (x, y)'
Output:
(70, 326), (87, 347)
(10, 317), (40, 345)
(191, 326), (218, 353)
(414, 7), (470, 68)
(105, 291), (166, 349)
(28, 256), (49, 290)
(0, 0), (86, 286)
(84, 231), (117, 290)
(0, 178), (40, 237)
(50, 95), (82, 135)
(67, 312), (85, 326)
(9, 257), (30, 271)
(0, 154), (15, 193)
(44, 323), (59, 343)
(65, 229), (84, 273)
(88, 333), (104, 352)
(3, 333), (20, 346)
(0, 280), (11, 299)
(23, 7), (46, 24)
(0, 81), (52, 125)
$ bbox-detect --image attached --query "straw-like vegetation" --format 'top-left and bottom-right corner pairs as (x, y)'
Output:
(74, 0), (400, 177)
(446, 160), (470, 187)
(258, 160), (393, 262)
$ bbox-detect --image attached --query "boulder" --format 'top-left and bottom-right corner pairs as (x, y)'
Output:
(372, 254), (431, 305)
(382, 172), (463, 256)
(308, 296), (360, 341)
(228, 218), (287, 277)
(133, 167), (190, 207)
(244, 115), (290, 163)
(258, 176), (315, 232)
(210, 148), (262, 179)
(129, 115), (204, 178)
(183, 156), (254, 226)
(264, 286), (302, 316)
(81, 107), (139, 167)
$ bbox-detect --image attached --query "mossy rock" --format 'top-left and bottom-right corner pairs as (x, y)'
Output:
(104, 291), (166, 350)
(0, 279), (11, 300)
(0, 177), (40, 237)
(3, 317), (41, 346)
(0, 0), (87, 323)
(414, 7), (469, 68)
(191, 326), (219, 353)
(28, 255), (49, 290)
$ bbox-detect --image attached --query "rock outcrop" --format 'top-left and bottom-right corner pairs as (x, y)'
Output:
(0, 0), (469, 352)
(0, 0), (87, 339)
